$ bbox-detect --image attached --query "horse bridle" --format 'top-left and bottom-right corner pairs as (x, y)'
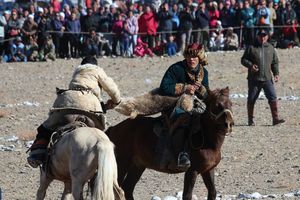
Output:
(207, 94), (234, 135)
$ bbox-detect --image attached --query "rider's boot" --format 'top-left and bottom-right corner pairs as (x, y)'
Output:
(27, 125), (52, 168)
(269, 100), (285, 126)
(172, 128), (191, 170)
(247, 102), (255, 126)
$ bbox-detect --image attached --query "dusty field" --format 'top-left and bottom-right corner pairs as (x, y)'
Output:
(0, 49), (299, 200)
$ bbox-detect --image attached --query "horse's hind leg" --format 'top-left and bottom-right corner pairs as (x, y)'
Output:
(36, 169), (53, 200)
(201, 169), (217, 200)
(183, 169), (198, 200)
(122, 164), (145, 200)
(71, 178), (84, 200)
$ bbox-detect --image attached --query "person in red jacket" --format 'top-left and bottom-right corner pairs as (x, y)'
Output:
(138, 5), (158, 49)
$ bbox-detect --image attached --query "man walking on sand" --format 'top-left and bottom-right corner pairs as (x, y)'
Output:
(241, 26), (285, 126)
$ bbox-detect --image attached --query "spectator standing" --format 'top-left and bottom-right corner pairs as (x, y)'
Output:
(21, 14), (38, 46)
(178, 5), (194, 53)
(280, 1), (299, 47)
(51, 12), (65, 58)
(80, 8), (98, 33)
(208, 1), (220, 31)
(219, 0), (236, 30)
(51, 0), (61, 13)
(7, 9), (22, 39)
(171, 3), (180, 35)
(268, 1), (277, 35)
(157, 3), (174, 43)
(241, 0), (256, 46)
(7, 9), (22, 56)
(37, 15), (52, 52)
(121, 20), (132, 57)
(111, 13), (124, 57)
(194, 2), (210, 50)
(28, 4), (36, 15)
(0, 12), (7, 59)
(241, 27), (285, 126)
(65, 12), (81, 58)
(63, 4), (72, 20)
(256, 0), (270, 25)
(35, 7), (45, 24)
(126, 10), (139, 56)
(138, 5), (158, 49)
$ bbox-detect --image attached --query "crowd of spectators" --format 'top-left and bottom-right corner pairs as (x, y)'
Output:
(0, 0), (299, 62)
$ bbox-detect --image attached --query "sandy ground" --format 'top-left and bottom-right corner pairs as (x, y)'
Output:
(0, 48), (299, 200)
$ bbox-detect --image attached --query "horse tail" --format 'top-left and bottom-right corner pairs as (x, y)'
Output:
(92, 139), (117, 200)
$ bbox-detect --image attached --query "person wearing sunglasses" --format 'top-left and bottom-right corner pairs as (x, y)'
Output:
(241, 25), (285, 126)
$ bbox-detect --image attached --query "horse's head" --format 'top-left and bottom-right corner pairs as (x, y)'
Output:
(204, 87), (234, 135)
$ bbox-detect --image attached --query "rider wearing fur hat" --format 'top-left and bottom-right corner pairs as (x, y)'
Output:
(159, 43), (209, 169)
(27, 56), (121, 168)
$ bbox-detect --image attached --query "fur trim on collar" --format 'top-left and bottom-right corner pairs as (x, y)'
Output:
(73, 64), (99, 76)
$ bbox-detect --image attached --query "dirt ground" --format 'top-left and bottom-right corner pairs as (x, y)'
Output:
(0, 49), (299, 200)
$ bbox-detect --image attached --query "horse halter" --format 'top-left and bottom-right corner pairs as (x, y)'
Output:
(207, 93), (234, 135)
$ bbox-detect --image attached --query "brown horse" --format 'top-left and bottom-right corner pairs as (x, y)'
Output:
(106, 87), (234, 200)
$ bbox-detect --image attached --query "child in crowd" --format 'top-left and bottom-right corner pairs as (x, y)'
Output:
(121, 20), (132, 57)
(134, 37), (154, 57)
(166, 35), (177, 57)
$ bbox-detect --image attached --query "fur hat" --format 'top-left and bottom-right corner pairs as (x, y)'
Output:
(183, 43), (208, 66)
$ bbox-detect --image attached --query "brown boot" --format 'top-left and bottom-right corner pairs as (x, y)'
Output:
(247, 102), (255, 126)
(269, 100), (285, 125)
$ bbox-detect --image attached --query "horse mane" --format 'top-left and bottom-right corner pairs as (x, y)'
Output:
(204, 87), (230, 104)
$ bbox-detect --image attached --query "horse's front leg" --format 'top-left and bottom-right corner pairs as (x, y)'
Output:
(61, 181), (72, 200)
(201, 168), (217, 200)
(36, 168), (53, 200)
(182, 169), (198, 200)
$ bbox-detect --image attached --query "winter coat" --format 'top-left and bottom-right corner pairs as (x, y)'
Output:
(53, 64), (121, 113)
(241, 41), (279, 81)
(138, 11), (158, 35)
(159, 61), (209, 98)
(241, 7), (256, 27)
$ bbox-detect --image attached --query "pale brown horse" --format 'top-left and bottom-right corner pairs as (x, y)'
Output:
(36, 109), (125, 200)
(106, 87), (234, 200)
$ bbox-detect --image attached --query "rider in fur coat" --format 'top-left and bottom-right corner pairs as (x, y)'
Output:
(27, 56), (121, 168)
(159, 43), (209, 169)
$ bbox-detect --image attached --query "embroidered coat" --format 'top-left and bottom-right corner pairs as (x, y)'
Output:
(159, 61), (209, 99)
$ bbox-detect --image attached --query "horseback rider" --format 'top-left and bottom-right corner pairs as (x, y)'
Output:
(159, 43), (209, 169)
(27, 56), (121, 168)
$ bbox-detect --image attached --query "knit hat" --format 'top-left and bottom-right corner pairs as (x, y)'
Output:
(183, 43), (208, 66)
